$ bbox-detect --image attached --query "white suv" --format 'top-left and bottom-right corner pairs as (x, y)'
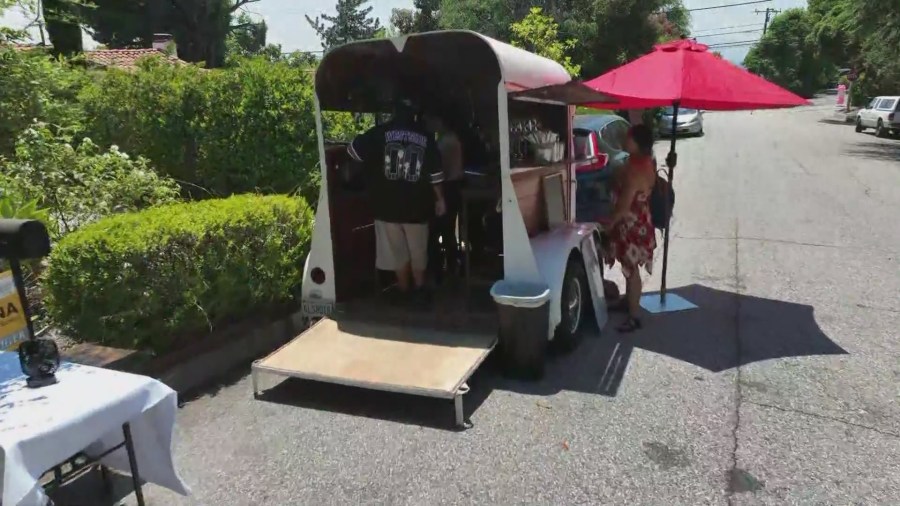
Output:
(855, 96), (900, 138)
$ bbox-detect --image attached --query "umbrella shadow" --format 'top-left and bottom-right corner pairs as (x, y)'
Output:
(843, 141), (900, 162)
(496, 284), (847, 397)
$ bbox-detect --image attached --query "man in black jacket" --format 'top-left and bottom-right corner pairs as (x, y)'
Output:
(348, 100), (445, 303)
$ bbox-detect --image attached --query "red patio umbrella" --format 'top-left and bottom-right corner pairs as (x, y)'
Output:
(583, 38), (809, 310)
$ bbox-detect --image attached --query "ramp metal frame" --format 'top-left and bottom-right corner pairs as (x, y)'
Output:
(251, 319), (494, 428)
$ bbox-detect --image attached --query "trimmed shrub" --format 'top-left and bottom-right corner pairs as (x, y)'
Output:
(44, 194), (313, 353)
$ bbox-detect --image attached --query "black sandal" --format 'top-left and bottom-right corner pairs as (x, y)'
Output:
(616, 316), (642, 333)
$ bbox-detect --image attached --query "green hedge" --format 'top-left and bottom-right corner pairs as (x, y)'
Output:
(44, 194), (313, 353)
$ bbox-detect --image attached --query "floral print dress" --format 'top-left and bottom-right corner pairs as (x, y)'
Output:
(606, 157), (657, 277)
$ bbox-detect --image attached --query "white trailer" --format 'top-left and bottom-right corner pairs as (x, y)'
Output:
(252, 30), (613, 426)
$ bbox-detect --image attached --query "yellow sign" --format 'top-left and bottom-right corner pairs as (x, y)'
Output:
(0, 271), (29, 351)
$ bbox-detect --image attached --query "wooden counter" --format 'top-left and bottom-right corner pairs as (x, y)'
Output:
(510, 161), (571, 236)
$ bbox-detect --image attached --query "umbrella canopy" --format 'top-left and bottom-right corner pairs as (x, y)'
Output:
(582, 39), (808, 310)
(583, 39), (809, 110)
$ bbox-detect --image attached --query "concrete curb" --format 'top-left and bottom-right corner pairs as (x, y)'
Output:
(154, 310), (307, 395)
(64, 310), (307, 396)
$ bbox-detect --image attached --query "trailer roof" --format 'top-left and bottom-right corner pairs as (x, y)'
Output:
(314, 30), (575, 111)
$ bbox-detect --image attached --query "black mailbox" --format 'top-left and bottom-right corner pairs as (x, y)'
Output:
(0, 219), (51, 260)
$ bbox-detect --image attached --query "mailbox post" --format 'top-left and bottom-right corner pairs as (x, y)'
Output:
(0, 219), (59, 387)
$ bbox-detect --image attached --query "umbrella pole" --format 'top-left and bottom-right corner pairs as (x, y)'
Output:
(659, 102), (679, 304)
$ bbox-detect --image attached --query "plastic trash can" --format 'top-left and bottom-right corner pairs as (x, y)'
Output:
(490, 280), (551, 380)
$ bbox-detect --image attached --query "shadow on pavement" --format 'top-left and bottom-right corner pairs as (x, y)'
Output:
(255, 374), (493, 431)
(817, 118), (853, 126)
(48, 466), (136, 506)
(843, 140), (900, 162)
(251, 284), (847, 426)
(497, 284), (848, 397)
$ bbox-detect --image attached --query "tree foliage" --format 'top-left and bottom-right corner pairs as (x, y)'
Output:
(43, 0), (83, 55)
(746, 0), (900, 102)
(3, 122), (180, 235)
(391, 0), (441, 34)
(77, 0), (260, 68)
(0, 45), (86, 158)
(510, 7), (580, 76)
(743, 9), (831, 98)
(440, 0), (689, 78)
(78, 56), (323, 200)
(306, 0), (381, 50)
(225, 12), (285, 63)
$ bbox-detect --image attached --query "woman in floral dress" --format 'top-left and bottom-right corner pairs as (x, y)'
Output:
(603, 124), (658, 332)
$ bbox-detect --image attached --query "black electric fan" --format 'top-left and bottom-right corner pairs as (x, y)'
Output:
(0, 219), (59, 387)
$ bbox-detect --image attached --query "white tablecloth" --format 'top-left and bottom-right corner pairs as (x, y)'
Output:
(0, 351), (190, 505)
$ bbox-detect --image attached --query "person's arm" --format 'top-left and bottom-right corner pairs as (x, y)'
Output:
(348, 127), (377, 162)
(608, 171), (639, 225)
(442, 132), (464, 177)
(428, 141), (446, 216)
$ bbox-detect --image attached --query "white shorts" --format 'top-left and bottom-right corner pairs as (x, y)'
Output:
(374, 220), (429, 272)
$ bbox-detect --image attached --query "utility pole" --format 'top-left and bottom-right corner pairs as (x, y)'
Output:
(755, 7), (781, 35)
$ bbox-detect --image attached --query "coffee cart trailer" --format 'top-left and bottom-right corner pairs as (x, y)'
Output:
(252, 30), (614, 426)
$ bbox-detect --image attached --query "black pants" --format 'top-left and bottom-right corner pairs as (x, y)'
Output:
(429, 179), (464, 283)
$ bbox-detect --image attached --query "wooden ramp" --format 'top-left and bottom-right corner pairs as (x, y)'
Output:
(251, 317), (496, 427)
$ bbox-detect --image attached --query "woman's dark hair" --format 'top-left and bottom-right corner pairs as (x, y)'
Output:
(628, 124), (655, 156)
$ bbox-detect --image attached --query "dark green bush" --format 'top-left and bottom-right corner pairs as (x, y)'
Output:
(44, 194), (313, 353)
(78, 56), (352, 202)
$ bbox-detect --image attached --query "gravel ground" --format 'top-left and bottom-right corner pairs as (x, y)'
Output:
(57, 98), (900, 505)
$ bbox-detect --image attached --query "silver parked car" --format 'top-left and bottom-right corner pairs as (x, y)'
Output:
(658, 106), (704, 136)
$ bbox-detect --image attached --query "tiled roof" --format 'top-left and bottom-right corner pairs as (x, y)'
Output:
(12, 43), (42, 50)
(84, 48), (184, 69)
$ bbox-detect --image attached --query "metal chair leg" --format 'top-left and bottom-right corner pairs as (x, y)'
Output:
(122, 423), (145, 506)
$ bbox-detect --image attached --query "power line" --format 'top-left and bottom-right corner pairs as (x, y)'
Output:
(692, 22), (765, 34)
(685, 0), (771, 12)
(696, 28), (764, 38)
(706, 39), (760, 48)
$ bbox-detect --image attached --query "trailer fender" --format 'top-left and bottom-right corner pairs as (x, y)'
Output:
(530, 224), (600, 340)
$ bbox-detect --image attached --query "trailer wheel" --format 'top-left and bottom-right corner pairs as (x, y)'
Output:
(553, 257), (589, 353)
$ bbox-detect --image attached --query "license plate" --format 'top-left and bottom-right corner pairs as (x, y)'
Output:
(302, 300), (334, 317)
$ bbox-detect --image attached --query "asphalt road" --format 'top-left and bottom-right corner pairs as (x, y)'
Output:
(63, 99), (900, 505)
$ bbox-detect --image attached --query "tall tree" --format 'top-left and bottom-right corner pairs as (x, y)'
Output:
(390, 0), (440, 35)
(440, 0), (690, 77)
(226, 12), (267, 55)
(743, 9), (831, 98)
(79, 0), (260, 67)
(852, 0), (900, 97)
(806, 0), (856, 68)
(306, 0), (381, 50)
(509, 7), (580, 76)
(651, 2), (691, 42)
(43, 0), (83, 55)
(1, 0), (33, 42)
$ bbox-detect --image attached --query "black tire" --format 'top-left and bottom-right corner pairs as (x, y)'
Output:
(552, 257), (589, 353)
(876, 120), (886, 138)
(855, 118), (864, 133)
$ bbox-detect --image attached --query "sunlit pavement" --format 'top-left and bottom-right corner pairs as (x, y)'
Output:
(61, 97), (900, 505)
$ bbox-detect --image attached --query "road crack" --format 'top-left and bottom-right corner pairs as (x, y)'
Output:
(745, 400), (900, 439)
(726, 217), (748, 505)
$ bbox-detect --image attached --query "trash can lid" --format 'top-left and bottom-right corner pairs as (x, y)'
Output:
(490, 280), (551, 308)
